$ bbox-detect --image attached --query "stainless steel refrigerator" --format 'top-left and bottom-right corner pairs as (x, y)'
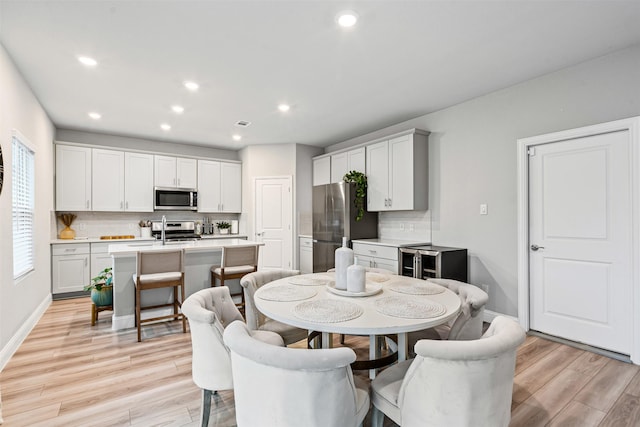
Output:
(312, 182), (378, 272)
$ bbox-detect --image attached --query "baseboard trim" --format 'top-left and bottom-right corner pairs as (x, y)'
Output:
(0, 294), (51, 371)
(483, 309), (518, 324)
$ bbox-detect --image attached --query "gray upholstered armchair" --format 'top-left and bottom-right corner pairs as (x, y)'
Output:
(371, 316), (525, 427)
(182, 286), (284, 427)
(223, 320), (370, 427)
(240, 270), (309, 346)
(407, 278), (489, 350)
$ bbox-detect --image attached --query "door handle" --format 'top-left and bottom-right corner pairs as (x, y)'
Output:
(530, 244), (545, 251)
(256, 232), (263, 236)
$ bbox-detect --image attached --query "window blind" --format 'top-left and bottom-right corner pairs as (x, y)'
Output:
(12, 133), (35, 279)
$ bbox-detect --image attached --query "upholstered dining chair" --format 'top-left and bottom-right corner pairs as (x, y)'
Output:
(133, 249), (187, 342)
(211, 245), (259, 315)
(223, 320), (370, 427)
(407, 278), (489, 351)
(240, 269), (309, 346)
(371, 316), (525, 427)
(182, 286), (284, 427)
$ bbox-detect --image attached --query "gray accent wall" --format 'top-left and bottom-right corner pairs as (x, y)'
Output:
(0, 43), (55, 368)
(325, 44), (640, 316)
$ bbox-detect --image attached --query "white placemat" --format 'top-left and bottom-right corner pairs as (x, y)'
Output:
(374, 296), (447, 319)
(387, 281), (446, 295)
(366, 272), (392, 283)
(293, 300), (363, 323)
(288, 275), (334, 286)
(258, 285), (318, 302)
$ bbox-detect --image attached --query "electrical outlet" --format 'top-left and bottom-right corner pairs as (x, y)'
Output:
(78, 222), (86, 231)
(399, 223), (405, 231)
(409, 224), (414, 232)
(480, 204), (488, 215)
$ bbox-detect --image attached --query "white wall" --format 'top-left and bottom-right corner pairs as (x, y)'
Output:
(0, 43), (55, 368)
(295, 144), (324, 236)
(325, 44), (640, 316)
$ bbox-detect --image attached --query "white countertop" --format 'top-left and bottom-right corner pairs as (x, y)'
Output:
(108, 238), (263, 256)
(298, 234), (312, 239)
(51, 234), (247, 244)
(351, 238), (431, 248)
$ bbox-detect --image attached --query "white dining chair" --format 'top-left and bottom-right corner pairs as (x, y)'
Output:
(371, 316), (525, 427)
(223, 320), (370, 427)
(182, 286), (284, 427)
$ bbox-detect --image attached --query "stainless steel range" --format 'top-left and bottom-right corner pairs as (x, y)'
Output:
(150, 220), (201, 241)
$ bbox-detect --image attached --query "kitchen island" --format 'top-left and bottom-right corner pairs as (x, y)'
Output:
(108, 238), (261, 331)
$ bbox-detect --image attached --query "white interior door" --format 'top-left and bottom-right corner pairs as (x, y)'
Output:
(529, 130), (632, 354)
(254, 177), (293, 271)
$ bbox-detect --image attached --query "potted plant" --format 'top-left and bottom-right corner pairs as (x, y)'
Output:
(343, 171), (367, 221)
(216, 221), (231, 235)
(84, 267), (113, 307)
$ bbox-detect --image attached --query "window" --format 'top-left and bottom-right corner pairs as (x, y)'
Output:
(12, 131), (35, 279)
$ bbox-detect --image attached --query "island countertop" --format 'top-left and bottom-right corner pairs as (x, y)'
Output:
(108, 238), (263, 256)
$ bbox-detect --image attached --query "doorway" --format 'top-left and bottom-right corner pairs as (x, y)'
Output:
(253, 176), (293, 271)
(517, 117), (640, 364)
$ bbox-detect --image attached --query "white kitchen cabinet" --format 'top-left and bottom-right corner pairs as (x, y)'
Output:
(299, 236), (313, 274)
(56, 144), (92, 211)
(352, 242), (399, 274)
(197, 160), (242, 213)
(331, 148), (366, 183)
(52, 244), (90, 294)
(124, 152), (154, 212)
(313, 156), (331, 186)
(155, 155), (197, 189)
(92, 149), (154, 212)
(92, 149), (125, 211)
(366, 131), (429, 211)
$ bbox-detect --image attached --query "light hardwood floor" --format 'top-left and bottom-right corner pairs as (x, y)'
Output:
(1, 297), (640, 426)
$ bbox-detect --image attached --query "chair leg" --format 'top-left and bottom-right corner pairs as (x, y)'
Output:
(371, 406), (385, 427)
(200, 389), (212, 427)
(136, 285), (142, 342)
(181, 282), (187, 333)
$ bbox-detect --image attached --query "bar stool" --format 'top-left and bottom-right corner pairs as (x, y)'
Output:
(210, 245), (259, 316)
(134, 249), (187, 342)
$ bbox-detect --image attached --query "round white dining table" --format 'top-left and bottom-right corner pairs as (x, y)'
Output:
(254, 271), (461, 377)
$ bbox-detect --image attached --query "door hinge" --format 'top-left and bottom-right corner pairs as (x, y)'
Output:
(528, 147), (536, 156)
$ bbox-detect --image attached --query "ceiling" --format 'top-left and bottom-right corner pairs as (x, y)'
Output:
(1, 1), (640, 151)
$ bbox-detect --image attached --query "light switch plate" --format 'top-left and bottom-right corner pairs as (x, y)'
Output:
(480, 204), (488, 215)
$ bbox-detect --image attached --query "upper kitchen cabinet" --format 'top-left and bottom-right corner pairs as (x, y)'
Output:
(197, 160), (242, 213)
(330, 147), (366, 183)
(124, 152), (154, 211)
(313, 156), (331, 186)
(154, 155), (197, 189)
(92, 149), (154, 212)
(56, 144), (92, 211)
(366, 130), (429, 211)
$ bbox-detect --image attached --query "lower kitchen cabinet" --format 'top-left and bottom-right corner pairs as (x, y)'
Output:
(52, 244), (90, 295)
(299, 236), (313, 274)
(352, 242), (399, 274)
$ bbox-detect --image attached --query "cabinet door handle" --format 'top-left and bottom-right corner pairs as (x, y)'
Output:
(369, 250), (377, 254)
(64, 248), (76, 253)
(85, 258), (88, 267)
(120, 201), (123, 209)
(125, 201), (129, 209)
(173, 178), (176, 185)
(177, 178), (181, 186)
(86, 200), (90, 209)
(388, 198), (392, 207)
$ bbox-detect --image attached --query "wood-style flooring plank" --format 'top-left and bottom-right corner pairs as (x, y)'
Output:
(514, 336), (560, 375)
(546, 401), (606, 427)
(574, 358), (638, 412)
(598, 393), (640, 427)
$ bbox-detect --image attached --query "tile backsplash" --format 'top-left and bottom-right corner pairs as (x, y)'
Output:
(52, 211), (239, 239)
(378, 210), (431, 242)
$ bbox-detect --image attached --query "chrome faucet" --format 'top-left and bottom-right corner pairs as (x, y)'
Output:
(161, 215), (167, 245)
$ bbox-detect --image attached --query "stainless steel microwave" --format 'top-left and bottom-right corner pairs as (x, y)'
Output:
(154, 187), (198, 211)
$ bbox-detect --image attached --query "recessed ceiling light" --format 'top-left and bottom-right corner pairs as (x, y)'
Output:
(278, 104), (290, 112)
(160, 123), (171, 131)
(232, 134), (242, 141)
(336, 11), (358, 28)
(78, 56), (98, 67)
(171, 105), (184, 114)
(184, 81), (199, 91)
(88, 112), (101, 120)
